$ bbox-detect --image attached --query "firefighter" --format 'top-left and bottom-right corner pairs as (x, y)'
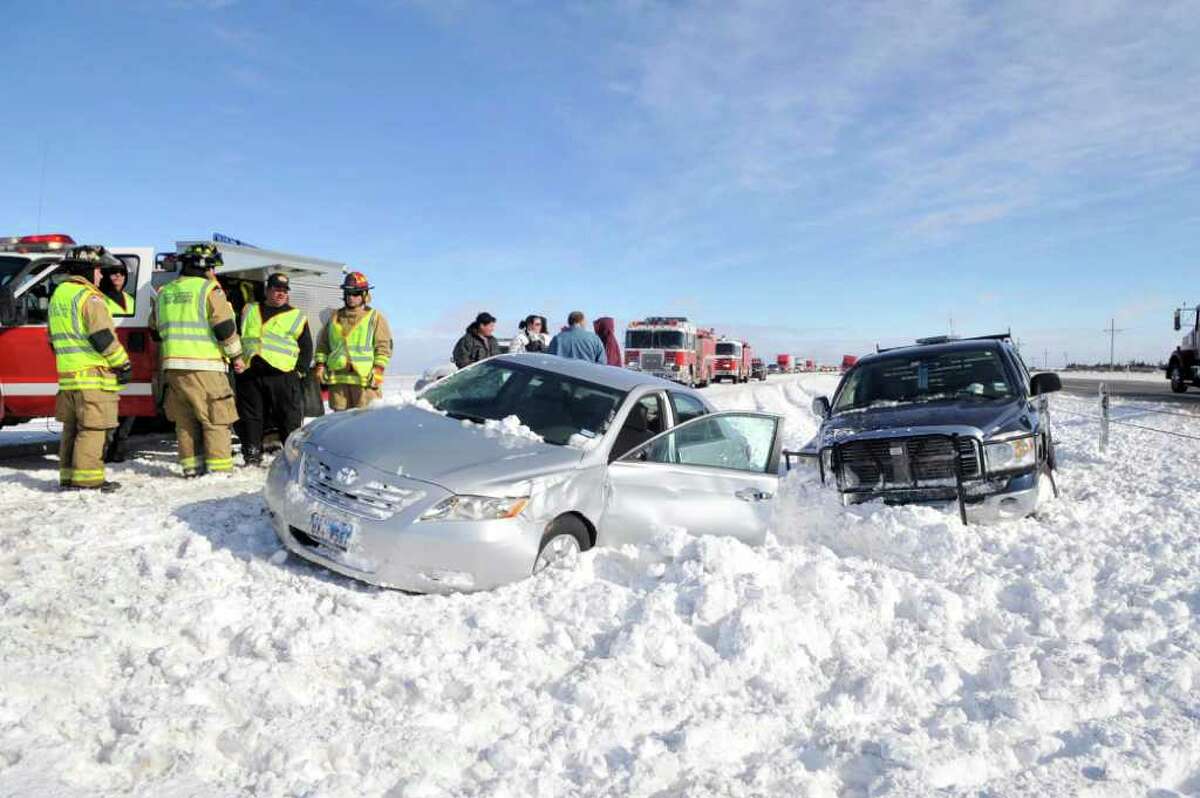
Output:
(149, 243), (245, 477)
(313, 271), (392, 411)
(236, 273), (312, 466)
(48, 245), (133, 491)
(99, 261), (136, 462)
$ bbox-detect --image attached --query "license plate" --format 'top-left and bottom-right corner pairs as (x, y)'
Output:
(309, 512), (356, 550)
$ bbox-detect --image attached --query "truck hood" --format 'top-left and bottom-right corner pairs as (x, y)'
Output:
(809, 398), (1032, 450)
(307, 404), (586, 494)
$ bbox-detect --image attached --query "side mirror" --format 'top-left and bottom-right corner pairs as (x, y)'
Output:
(812, 396), (831, 419)
(1030, 372), (1062, 396)
(1175, 309), (1182, 331)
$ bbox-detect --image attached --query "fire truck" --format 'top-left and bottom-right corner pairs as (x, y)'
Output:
(776, 354), (792, 373)
(0, 233), (346, 426)
(710, 338), (754, 383)
(841, 354), (859, 372)
(623, 317), (715, 387)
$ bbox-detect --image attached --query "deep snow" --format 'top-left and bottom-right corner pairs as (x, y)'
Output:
(2, 375), (1199, 796)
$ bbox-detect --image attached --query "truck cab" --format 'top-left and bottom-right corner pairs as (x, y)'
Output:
(623, 317), (714, 388)
(1169, 305), (1199, 393)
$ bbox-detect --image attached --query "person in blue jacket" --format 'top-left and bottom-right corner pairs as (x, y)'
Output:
(548, 311), (606, 364)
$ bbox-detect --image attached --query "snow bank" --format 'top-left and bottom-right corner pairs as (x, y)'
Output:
(1, 376), (1199, 796)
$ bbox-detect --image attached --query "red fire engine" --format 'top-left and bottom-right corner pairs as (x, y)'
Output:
(841, 354), (859, 372)
(710, 338), (754, 383)
(0, 233), (345, 427)
(776, 354), (792, 373)
(623, 317), (715, 387)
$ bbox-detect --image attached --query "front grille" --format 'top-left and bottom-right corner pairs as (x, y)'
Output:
(303, 456), (425, 520)
(641, 352), (664, 370)
(837, 436), (980, 490)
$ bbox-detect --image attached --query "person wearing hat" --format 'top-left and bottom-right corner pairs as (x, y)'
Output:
(452, 312), (498, 368)
(235, 272), (312, 465)
(149, 243), (245, 477)
(99, 260), (135, 317)
(313, 271), (393, 411)
(48, 245), (133, 491)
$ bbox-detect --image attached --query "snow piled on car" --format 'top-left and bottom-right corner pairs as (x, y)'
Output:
(1, 376), (1199, 796)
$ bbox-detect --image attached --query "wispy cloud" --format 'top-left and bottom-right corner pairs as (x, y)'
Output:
(615, 0), (1200, 237)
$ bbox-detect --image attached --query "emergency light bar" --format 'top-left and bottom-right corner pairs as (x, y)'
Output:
(0, 233), (76, 253)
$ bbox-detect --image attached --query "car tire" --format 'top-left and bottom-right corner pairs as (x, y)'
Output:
(533, 516), (590, 574)
(1170, 365), (1188, 393)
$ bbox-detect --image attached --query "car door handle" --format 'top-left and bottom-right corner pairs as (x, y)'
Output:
(735, 487), (773, 502)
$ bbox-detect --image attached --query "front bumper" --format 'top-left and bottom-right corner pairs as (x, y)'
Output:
(845, 470), (1042, 522)
(262, 450), (542, 593)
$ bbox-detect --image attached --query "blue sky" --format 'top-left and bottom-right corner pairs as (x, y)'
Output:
(4, 0), (1198, 371)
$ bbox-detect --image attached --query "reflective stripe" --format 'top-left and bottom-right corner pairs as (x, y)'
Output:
(206, 457), (233, 471)
(179, 456), (202, 468)
(72, 467), (106, 486)
(162, 358), (228, 372)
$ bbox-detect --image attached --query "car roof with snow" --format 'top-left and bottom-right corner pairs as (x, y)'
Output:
(491, 352), (697, 393)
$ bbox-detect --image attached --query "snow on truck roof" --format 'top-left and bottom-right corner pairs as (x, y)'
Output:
(174, 240), (345, 278)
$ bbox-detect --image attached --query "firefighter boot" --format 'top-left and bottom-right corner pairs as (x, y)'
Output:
(242, 443), (263, 467)
(67, 481), (123, 493)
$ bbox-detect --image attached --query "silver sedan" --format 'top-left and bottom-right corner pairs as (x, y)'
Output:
(263, 354), (785, 593)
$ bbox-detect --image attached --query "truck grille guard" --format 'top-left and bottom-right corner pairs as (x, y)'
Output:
(818, 432), (984, 524)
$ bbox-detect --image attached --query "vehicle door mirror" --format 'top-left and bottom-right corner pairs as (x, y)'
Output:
(1175, 309), (1182, 331)
(1030, 372), (1062, 396)
(812, 396), (831, 419)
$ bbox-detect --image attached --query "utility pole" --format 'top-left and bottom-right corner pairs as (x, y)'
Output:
(1103, 318), (1126, 371)
(1043, 348), (1049, 369)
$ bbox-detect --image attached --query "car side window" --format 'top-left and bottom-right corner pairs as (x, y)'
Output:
(623, 413), (779, 474)
(669, 392), (708, 425)
(608, 392), (667, 463)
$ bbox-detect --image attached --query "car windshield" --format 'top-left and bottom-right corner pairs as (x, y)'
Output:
(420, 361), (626, 445)
(833, 347), (1015, 412)
(626, 330), (686, 349)
(715, 342), (739, 356)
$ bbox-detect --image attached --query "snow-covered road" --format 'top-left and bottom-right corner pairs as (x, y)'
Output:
(2, 375), (1199, 797)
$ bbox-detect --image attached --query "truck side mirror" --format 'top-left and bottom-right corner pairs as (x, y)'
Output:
(1030, 373), (1062, 396)
(1175, 309), (1182, 331)
(812, 396), (831, 419)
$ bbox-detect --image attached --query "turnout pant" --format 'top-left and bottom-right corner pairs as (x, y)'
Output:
(55, 390), (119, 487)
(328, 383), (382, 411)
(164, 370), (238, 473)
(236, 370), (303, 450)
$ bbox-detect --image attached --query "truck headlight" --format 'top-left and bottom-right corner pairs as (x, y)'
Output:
(418, 495), (529, 522)
(985, 435), (1036, 473)
(283, 425), (314, 466)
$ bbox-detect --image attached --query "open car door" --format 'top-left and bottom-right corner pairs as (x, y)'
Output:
(600, 411), (783, 547)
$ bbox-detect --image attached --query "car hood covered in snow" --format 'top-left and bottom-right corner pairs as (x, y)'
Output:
(306, 404), (586, 493)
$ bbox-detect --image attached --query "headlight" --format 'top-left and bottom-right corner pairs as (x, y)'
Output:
(985, 435), (1037, 473)
(418, 495), (529, 522)
(283, 425), (314, 466)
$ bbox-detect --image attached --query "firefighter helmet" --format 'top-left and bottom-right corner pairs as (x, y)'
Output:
(179, 242), (223, 274)
(342, 271), (372, 294)
(62, 245), (119, 276)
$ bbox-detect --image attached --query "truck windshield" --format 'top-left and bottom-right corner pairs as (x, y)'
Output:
(715, 342), (740, 356)
(421, 360), (626, 445)
(833, 348), (1015, 412)
(625, 330), (686, 349)
(0, 256), (31, 288)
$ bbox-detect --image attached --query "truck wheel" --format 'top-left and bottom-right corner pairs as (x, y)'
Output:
(1171, 365), (1188, 393)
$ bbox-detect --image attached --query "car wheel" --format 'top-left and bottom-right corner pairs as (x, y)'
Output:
(1170, 365), (1188, 393)
(533, 517), (590, 574)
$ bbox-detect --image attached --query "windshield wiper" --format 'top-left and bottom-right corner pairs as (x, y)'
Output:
(445, 410), (489, 423)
